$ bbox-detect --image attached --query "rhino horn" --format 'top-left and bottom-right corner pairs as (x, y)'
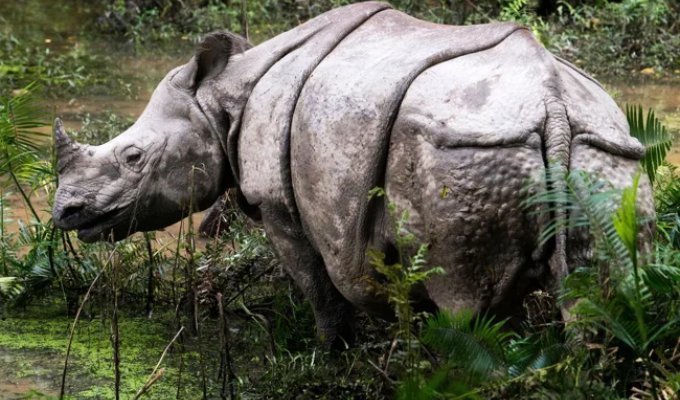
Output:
(54, 118), (82, 172)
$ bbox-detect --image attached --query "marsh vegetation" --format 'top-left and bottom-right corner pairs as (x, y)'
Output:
(0, 1), (679, 399)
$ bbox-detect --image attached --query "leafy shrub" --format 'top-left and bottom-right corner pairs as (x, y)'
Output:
(0, 35), (133, 98)
(546, 0), (679, 76)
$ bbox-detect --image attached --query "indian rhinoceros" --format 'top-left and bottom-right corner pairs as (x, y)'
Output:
(52, 2), (654, 346)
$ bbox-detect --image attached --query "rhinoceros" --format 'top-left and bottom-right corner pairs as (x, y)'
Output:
(52, 2), (653, 346)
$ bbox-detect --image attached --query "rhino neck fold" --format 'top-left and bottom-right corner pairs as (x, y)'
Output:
(236, 3), (394, 224)
(210, 2), (393, 188)
(194, 94), (234, 188)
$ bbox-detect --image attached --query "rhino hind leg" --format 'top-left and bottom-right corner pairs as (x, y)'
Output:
(386, 138), (548, 320)
(260, 204), (356, 349)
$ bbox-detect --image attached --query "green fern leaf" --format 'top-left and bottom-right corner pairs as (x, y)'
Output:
(423, 310), (513, 379)
(612, 174), (640, 262)
(626, 104), (672, 184)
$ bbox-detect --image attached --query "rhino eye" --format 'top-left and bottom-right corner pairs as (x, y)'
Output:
(126, 152), (141, 165)
(121, 146), (145, 170)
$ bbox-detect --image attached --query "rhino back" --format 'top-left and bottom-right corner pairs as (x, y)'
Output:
(290, 11), (521, 308)
(386, 30), (651, 311)
(555, 58), (644, 158)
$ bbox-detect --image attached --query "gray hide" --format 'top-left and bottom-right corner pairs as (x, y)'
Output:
(53, 2), (654, 346)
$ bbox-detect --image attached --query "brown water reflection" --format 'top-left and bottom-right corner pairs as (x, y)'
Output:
(0, 348), (59, 399)
(610, 81), (680, 164)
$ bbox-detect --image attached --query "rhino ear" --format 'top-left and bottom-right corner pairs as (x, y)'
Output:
(174, 31), (251, 91)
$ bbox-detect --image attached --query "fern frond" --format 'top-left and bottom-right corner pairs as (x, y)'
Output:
(423, 310), (513, 379)
(524, 166), (633, 269)
(641, 263), (680, 294)
(505, 326), (567, 376)
(574, 299), (641, 352)
(626, 104), (672, 184)
(613, 174), (640, 263)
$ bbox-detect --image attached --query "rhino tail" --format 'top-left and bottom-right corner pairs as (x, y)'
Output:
(540, 98), (572, 295)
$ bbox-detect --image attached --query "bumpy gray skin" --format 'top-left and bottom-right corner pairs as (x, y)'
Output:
(53, 2), (654, 346)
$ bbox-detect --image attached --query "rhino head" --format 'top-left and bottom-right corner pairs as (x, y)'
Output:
(53, 33), (250, 242)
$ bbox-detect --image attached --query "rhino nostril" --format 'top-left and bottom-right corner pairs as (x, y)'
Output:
(61, 203), (85, 220)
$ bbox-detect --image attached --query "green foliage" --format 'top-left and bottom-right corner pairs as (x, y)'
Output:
(0, 83), (51, 199)
(499, 0), (550, 45)
(627, 105), (672, 184)
(97, 0), (241, 44)
(547, 0), (679, 75)
(525, 167), (631, 275)
(653, 164), (680, 247)
(367, 187), (443, 379)
(423, 310), (514, 380)
(0, 276), (21, 298)
(0, 83), (47, 156)
(0, 35), (133, 98)
(37, 0), (673, 78)
(566, 176), (680, 398)
(525, 164), (680, 398)
(401, 309), (570, 399)
(71, 112), (134, 145)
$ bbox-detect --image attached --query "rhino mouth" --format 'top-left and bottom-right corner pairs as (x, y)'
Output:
(72, 207), (133, 243)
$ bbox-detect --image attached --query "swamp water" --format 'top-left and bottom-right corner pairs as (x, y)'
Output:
(1, 1), (679, 398)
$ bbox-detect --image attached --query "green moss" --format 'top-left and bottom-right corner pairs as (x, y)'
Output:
(0, 313), (208, 398)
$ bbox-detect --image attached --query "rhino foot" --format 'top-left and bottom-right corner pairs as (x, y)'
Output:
(316, 300), (356, 351)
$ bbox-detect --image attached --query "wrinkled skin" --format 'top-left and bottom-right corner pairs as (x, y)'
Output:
(53, 62), (231, 242)
(53, 2), (654, 347)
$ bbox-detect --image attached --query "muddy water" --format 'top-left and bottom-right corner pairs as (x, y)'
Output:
(612, 82), (680, 164)
(0, 349), (59, 399)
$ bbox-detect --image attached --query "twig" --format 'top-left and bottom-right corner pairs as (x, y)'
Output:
(217, 293), (237, 399)
(59, 249), (116, 399)
(144, 232), (155, 319)
(240, 0), (249, 40)
(383, 336), (399, 372)
(60, 232), (81, 290)
(63, 233), (81, 263)
(464, 0), (493, 22)
(112, 257), (121, 400)
(5, 160), (41, 223)
(171, 218), (184, 310)
(134, 326), (185, 399)
(174, 314), (185, 399)
(47, 226), (69, 314)
(195, 290), (208, 399)
(223, 264), (276, 307)
(367, 359), (396, 386)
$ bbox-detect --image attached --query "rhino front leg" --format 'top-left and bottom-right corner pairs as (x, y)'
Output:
(260, 206), (355, 349)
